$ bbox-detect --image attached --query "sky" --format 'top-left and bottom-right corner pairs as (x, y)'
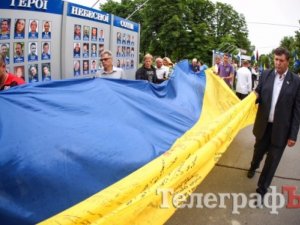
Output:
(210, 0), (300, 55)
(67, 0), (300, 55)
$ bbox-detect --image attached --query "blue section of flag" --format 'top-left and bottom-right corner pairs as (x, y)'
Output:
(0, 60), (205, 224)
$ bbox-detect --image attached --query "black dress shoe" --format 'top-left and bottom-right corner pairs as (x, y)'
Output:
(247, 170), (255, 178)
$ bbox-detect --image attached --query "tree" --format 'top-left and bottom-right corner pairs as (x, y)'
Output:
(295, 21), (300, 51)
(182, 0), (216, 61)
(141, 0), (188, 60)
(294, 21), (300, 73)
(100, 0), (252, 65)
(213, 3), (251, 54)
(281, 36), (295, 51)
(258, 54), (272, 70)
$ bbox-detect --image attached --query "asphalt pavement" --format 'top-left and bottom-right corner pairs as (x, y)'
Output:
(166, 125), (300, 225)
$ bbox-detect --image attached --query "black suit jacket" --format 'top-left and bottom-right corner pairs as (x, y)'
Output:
(253, 69), (300, 147)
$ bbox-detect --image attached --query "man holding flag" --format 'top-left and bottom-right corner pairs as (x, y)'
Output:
(247, 47), (300, 200)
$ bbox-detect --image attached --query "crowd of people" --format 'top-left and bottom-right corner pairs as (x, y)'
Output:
(0, 47), (293, 99)
(94, 51), (174, 84)
(212, 53), (260, 100)
(135, 54), (173, 83)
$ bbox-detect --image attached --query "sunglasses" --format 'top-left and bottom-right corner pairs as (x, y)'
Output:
(100, 58), (111, 62)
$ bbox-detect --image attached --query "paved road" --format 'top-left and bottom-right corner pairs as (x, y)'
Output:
(166, 125), (300, 225)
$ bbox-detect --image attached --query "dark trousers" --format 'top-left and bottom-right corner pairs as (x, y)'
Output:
(251, 74), (256, 89)
(236, 92), (248, 100)
(250, 123), (285, 194)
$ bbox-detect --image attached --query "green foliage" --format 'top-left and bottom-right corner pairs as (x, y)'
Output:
(100, 0), (252, 65)
(278, 21), (300, 73)
(258, 54), (273, 69)
(257, 21), (300, 73)
(294, 21), (300, 73)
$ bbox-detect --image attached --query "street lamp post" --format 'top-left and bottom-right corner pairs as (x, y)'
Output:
(126, 0), (151, 20)
(91, 0), (101, 9)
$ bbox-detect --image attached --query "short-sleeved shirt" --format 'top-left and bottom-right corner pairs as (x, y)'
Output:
(218, 63), (234, 85)
(1, 73), (25, 91)
(218, 63), (234, 78)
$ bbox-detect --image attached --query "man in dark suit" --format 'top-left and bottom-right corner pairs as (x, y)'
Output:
(247, 47), (300, 198)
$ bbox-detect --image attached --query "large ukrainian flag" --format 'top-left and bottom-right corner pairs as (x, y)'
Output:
(0, 60), (257, 225)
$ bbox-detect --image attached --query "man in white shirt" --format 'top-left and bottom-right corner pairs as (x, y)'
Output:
(97, 50), (125, 79)
(155, 57), (169, 80)
(235, 60), (252, 99)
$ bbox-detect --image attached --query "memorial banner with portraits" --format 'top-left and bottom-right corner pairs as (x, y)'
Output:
(112, 15), (140, 79)
(0, 0), (140, 81)
(0, 0), (63, 82)
(61, 2), (111, 79)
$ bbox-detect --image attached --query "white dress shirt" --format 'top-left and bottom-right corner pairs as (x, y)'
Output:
(268, 70), (287, 122)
